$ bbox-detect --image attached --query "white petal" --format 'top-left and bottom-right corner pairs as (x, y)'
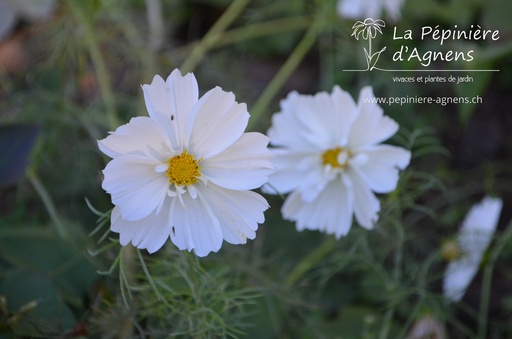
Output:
(110, 204), (172, 254)
(268, 87), (357, 150)
(188, 87), (249, 158)
(201, 132), (274, 190)
(165, 69), (200, 120)
(355, 145), (411, 193)
(0, 2), (16, 41)
(337, 0), (368, 19)
(10, 0), (56, 21)
(384, 0), (404, 20)
(295, 88), (357, 149)
(199, 183), (268, 245)
(267, 92), (317, 150)
(98, 116), (170, 159)
(348, 167), (380, 229)
(165, 69), (200, 146)
(443, 259), (478, 302)
(460, 196), (502, 237)
(282, 178), (354, 238)
(111, 206), (138, 245)
(443, 196), (502, 302)
(169, 190), (223, 257)
(264, 150), (320, 194)
(348, 86), (399, 150)
(141, 70), (199, 149)
(102, 154), (168, 221)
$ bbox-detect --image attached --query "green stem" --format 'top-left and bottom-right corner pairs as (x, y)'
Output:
(137, 249), (163, 301)
(285, 237), (336, 287)
(26, 168), (68, 239)
(180, 0), (250, 73)
(477, 218), (512, 339)
(179, 16), (311, 54)
(69, 2), (120, 130)
(248, 15), (322, 130)
(379, 208), (405, 339)
(396, 252), (440, 338)
(319, 25), (334, 90)
(379, 308), (395, 339)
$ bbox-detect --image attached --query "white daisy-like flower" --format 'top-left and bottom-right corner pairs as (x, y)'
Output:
(98, 69), (274, 257)
(442, 196), (503, 302)
(336, 0), (405, 21)
(0, 0), (56, 41)
(265, 86), (411, 238)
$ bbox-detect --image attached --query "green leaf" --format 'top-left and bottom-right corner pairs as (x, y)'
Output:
(0, 231), (98, 308)
(0, 269), (75, 337)
(0, 124), (40, 187)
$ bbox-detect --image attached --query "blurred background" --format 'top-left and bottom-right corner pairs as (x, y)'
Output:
(0, 0), (511, 337)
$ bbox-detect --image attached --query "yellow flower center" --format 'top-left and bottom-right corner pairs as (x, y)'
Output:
(165, 150), (201, 186)
(442, 241), (461, 261)
(322, 147), (350, 169)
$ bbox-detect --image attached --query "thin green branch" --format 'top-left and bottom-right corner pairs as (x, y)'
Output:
(248, 14), (323, 130)
(180, 0), (251, 73)
(178, 16), (311, 54)
(285, 236), (336, 287)
(379, 307), (395, 339)
(477, 218), (512, 339)
(68, 2), (120, 130)
(26, 168), (68, 239)
(137, 248), (163, 301)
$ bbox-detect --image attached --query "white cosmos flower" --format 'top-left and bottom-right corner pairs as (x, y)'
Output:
(336, 0), (405, 21)
(98, 69), (274, 257)
(265, 86), (411, 238)
(443, 196), (503, 302)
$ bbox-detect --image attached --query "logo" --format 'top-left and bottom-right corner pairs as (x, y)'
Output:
(344, 18), (500, 72)
(350, 18), (387, 71)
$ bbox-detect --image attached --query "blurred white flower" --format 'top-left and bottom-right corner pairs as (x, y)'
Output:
(265, 86), (410, 238)
(336, 0), (404, 21)
(443, 196), (503, 302)
(406, 315), (445, 339)
(0, 0), (56, 41)
(98, 69), (274, 257)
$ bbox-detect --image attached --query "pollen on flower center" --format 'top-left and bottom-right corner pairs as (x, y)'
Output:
(165, 149), (201, 186)
(322, 147), (350, 169)
(442, 241), (462, 261)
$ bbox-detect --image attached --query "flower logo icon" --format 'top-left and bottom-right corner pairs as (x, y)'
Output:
(351, 18), (387, 71)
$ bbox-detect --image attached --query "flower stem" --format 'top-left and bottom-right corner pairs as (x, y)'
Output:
(248, 15), (322, 130)
(68, 2), (120, 131)
(178, 16), (311, 54)
(180, 0), (250, 73)
(396, 252), (440, 338)
(285, 237), (336, 287)
(379, 209), (405, 339)
(145, 0), (164, 52)
(26, 168), (68, 239)
(379, 308), (395, 339)
(477, 218), (512, 339)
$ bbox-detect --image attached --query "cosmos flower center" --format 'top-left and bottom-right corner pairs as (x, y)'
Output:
(322, 147), (351, 169)
(165, 149), (201, 186)
(442, 241), (462, 261)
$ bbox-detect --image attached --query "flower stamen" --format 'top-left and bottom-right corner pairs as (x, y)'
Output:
(322, 147), (351, 169)
(165, 149), (201, 186)
(442, 241), (462, 261)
